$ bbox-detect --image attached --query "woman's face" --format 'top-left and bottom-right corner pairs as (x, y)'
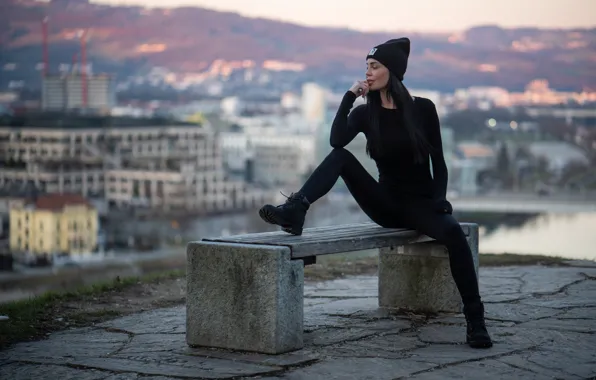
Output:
(366, 58), (390, 91)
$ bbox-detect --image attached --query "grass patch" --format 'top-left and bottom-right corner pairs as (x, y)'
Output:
(0, 269), (185, 350)
(303, 252), (570, 280)
(479, 253), (569, 267)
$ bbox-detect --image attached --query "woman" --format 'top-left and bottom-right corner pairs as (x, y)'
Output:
(258, 37), (492, 349)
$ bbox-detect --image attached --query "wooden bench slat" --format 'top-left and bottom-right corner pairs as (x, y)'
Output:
(204, 223), (403, 244)
(202, 222), (472, 258)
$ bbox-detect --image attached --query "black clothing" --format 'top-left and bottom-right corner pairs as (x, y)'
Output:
(464, 302), (493, 348)
(330, 91), (448, 200)
(298, 148), (480, 304)
(297, 91), (481, 305)
(259, 192), (309, 236)
(366, 38), (410, 80)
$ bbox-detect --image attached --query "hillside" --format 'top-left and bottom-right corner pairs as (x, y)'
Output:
(1, 0), (595, 91)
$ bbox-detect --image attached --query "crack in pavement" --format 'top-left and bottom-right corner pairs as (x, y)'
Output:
(530, 276), (590, 298)
(100, 327), (136, 358)
(484, 296), (528, 304)
(10, 354), (297, 380)
(498, 351), (582, 380)
(237, 359), (323, 379)
(486, 308), (568, 325)
(305, 295), (376, 299)
(525, 354), (586, 379)
(64, 359), (286, 380)
(390, 345), (541, 380)
(497, 358), (545, 377)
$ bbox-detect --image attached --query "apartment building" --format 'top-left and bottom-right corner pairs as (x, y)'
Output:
(252, 144), (302, 187)
(0, 118), (270, 213)
(9, 193), (98, 256)
(221, 130), (315, 187)
(42, 74), (115, 113)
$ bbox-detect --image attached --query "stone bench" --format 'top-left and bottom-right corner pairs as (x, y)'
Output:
(186, 222), (479, 354)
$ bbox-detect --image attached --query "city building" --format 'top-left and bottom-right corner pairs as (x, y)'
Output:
(301, 83), (327, 132)
(42, 74), (115, 113)
(451, 142), (496, 196)
(526, 141), (590, 174)
(0, 117), (270, 213)
(221, 129), (315, 188)
(9, 193), (98, 256)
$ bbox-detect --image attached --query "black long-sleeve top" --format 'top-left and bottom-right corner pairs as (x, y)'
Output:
(330, 91), (448, 200)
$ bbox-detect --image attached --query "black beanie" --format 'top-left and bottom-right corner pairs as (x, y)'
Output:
(366, 37), (410, 81)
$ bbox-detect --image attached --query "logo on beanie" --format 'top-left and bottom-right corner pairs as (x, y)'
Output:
(368, 47), (377, 56)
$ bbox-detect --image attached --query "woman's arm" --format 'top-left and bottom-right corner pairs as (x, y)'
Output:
(330, 91), (366, 148)
(426, 100), (448, 201)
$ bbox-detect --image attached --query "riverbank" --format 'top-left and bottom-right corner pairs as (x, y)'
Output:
(0, 252), (589, 351)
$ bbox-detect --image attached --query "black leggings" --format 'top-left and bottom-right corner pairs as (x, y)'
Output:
(299, 148), (481, 305)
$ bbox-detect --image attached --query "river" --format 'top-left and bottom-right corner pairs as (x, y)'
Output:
(474, 212), (596, 260)
(112, 195), (596, 262)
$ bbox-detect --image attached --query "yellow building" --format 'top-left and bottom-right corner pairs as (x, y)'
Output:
(9, 194), (98, 256)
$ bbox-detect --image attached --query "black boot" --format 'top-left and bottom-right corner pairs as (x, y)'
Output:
(464, 302), (493, 348)
(259, 192), (310, 235)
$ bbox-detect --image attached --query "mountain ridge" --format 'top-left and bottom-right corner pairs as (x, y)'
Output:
(2, 0), (595, 92)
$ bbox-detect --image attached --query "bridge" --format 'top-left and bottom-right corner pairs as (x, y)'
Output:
(451, 193), (596, 213)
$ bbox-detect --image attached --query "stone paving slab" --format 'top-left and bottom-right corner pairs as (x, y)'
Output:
(1, 265), (596, 379)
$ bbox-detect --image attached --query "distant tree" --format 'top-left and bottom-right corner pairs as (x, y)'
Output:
(539, 117), (575, 141)
(535, 157), (552, 183)
(496, 144), (509, 174)
(558, 161), (590, 187)
(514, 145), (531, 161)
(495, 144), (514, 189)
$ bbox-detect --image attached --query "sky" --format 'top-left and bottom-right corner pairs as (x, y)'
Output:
(94, 0), (595, 32)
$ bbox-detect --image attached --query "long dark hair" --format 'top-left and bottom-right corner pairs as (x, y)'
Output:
(365, 73), (432, 163)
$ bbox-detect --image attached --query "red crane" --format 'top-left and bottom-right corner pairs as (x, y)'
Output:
(41, 17), (49, 77)
(80, 29), (88, 108)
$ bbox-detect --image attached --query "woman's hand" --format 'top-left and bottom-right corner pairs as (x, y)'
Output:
(349, 80), (369, 98)
(434, 199), (453, 214)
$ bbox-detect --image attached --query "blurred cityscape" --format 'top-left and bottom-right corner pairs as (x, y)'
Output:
(1, 0), (595, 282)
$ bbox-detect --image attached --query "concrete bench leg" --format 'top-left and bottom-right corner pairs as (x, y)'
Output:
(378, 224), (479, 314)
(186, 242), (304, 354)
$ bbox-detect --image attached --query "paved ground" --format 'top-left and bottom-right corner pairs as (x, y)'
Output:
(1, 264), (596, 380)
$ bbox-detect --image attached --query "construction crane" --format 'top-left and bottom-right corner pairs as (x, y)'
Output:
(79, 29), (89, 109)
(41, 17), (49, 77)
(41, 15), (91, 108)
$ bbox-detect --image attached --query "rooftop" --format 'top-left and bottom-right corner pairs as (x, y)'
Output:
(0, 111), (201, 129)
(25, 193), (93, 212)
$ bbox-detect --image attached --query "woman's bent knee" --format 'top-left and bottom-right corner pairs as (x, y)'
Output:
(327, 147), (357, 164)
(441, 219), (467, 244)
